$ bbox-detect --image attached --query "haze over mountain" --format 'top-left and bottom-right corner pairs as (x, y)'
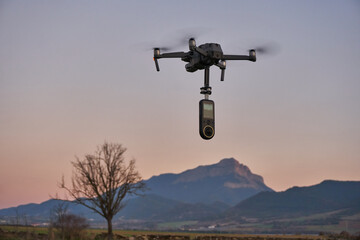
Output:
(145, 158), (273, 205)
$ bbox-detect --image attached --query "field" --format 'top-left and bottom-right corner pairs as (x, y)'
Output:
(0, 225), (349, 240)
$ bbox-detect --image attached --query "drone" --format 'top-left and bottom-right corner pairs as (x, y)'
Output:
(153, 38), (257, 140)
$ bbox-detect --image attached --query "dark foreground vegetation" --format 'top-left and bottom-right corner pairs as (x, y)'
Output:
(1, 226), (359, 240)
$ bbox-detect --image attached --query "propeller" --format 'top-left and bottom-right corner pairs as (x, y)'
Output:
(248, 42), (280, 55)
(151, 32), (201, 72)
(151, 35), (197, 53)
(149, 27), (206, 52)
(154, 47), (172, 52)
(168, 26), (209, 50)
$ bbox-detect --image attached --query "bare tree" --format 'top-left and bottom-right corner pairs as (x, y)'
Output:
(51, 202), (69, 240)
(14, 208), (20, 232)
(58, 142), (145, 239)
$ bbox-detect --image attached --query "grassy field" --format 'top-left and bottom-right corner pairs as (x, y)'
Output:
(157, 221), (198, 229)
(0, 225), (332, 240)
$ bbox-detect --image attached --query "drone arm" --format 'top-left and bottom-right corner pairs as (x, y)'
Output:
(222, 50), (256, 62)
(153, 49), (187, 71)
(157, 52), (187, 58)
(222, 55), (253, 61)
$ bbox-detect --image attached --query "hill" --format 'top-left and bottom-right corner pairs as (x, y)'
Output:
(145, 158), (273, 205)
(224, 180), (360, 220)
(119, 194), (230, 221)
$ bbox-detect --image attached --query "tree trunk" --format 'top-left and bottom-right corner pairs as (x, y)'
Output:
(107, 217), (113, 240)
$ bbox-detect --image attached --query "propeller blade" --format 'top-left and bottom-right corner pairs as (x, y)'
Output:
(149, 36), (196, 53)
(248, 42), (280, 55)
(152, 47), (172, 52)
(151, 28), (207, 52)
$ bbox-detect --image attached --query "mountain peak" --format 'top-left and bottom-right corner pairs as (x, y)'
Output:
(174, 158), (252, 183)
(218, 158), (252, 175)
(145, 158), (273, 205)
(219, 158), (239, 165)
(219, 158), (239, 164)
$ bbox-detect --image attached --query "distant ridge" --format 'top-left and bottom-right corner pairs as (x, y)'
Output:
(145, 158), (273, 205)
(224, 180), (360, 220)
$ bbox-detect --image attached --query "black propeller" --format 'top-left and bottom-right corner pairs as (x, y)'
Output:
(154, 47), (172, 52)
(248, 42), (280, 55)
(152, 35), (197, 53)
(151, 28), (205, 53)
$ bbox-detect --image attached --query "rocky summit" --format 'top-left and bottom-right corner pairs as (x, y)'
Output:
(145, 158), (273, 205)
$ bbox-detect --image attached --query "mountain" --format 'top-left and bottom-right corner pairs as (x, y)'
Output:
(224, 180), (360, 220)
(145, 158), (273, 205)
(0, 195), (229, 224)
(1, 166), (359, 233)
(0, 158), (269, 222)
(0, 199), (101, 221)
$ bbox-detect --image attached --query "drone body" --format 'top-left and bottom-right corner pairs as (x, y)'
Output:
(153, 38), (257, 140)
(183, 43), (224, 72)
(154, 38), (256, 80)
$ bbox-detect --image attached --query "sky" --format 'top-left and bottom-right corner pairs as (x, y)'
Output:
(0, 0), (359, 209)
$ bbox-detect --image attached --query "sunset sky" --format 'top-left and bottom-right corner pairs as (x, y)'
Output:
(1, 1), (359, 209)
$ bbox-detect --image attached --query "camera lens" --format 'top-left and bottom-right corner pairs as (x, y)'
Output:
(204, 126), (214, 137)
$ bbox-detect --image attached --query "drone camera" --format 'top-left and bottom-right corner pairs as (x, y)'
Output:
(199, 99), (215, 140)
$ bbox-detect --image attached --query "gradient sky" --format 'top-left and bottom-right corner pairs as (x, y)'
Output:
(1, 1), (359, 209)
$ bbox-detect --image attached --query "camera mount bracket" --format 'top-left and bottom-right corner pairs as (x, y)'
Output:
(200, 67), (212, 100)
